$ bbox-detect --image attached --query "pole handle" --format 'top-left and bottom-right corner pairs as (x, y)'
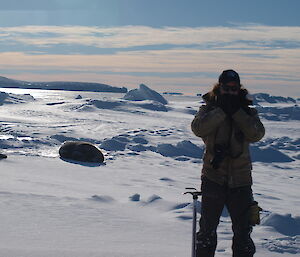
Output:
(183, 188), (201, 257)
(183, 189), (202, 199)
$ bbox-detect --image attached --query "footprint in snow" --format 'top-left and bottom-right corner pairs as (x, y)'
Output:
(129, 194), (141, 202)
(90, 195), (115, 203)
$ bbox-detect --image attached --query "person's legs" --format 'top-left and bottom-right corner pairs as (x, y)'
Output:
(226, 186), (256, 257)
(196, 177), (226, 257)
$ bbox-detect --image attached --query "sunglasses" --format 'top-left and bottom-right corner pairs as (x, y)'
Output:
(221, 84), (240, 92)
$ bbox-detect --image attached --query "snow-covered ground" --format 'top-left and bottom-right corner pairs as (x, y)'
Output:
(0, 86), (299, 257)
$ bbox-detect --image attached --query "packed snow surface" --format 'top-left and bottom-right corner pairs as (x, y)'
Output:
(0, 87), (299, 257)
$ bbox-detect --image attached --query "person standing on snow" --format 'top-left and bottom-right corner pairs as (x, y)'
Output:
(191, 70), (265, 257)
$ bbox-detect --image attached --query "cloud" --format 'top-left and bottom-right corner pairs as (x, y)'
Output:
(0, 0), (92, 10)
(0, 24), (300, 96)
(1, 25), (300, 49)
(1, 47), (299, 80)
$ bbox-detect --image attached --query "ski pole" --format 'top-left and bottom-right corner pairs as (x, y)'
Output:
(184, 188), (202, 257)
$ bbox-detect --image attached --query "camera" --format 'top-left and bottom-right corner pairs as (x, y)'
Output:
(210, 144), (227, 169)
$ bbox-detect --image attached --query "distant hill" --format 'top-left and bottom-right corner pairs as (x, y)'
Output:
(0, 76), (127, 93)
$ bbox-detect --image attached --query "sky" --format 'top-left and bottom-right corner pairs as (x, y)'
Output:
(0, 0), (300, 96)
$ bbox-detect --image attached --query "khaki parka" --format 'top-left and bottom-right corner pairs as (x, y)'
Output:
(191, 93), (265, 188)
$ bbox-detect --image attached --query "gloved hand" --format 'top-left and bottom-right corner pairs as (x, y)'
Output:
(239, 90), (253, 106)
(249, 201), (263, 226)
(216, 94), (241, 115)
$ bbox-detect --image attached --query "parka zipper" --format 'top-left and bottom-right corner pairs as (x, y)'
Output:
(227, 117), (234, 186)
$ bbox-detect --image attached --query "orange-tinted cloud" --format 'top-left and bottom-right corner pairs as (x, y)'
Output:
(0, 24), (300, 95)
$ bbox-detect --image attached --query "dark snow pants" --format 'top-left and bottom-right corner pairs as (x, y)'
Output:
(196, 177), (256, 257)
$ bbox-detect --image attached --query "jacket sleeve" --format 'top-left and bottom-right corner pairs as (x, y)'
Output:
(232, 108), (265, 142)
(191, 105), (226, 138)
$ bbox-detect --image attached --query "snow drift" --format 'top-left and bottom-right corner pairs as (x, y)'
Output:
(0, 88), (299, 257)
(253, 93), (296, 104)
(262, 213), (300, 236)
(0, 91), (35, 105)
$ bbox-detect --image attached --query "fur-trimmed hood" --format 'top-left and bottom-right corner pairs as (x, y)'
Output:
(202, 88), (253, 106)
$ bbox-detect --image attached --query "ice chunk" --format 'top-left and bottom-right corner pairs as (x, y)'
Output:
(123, 84), (168, 105)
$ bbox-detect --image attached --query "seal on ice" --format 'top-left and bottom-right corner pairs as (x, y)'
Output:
(59, 141), (104, 163)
